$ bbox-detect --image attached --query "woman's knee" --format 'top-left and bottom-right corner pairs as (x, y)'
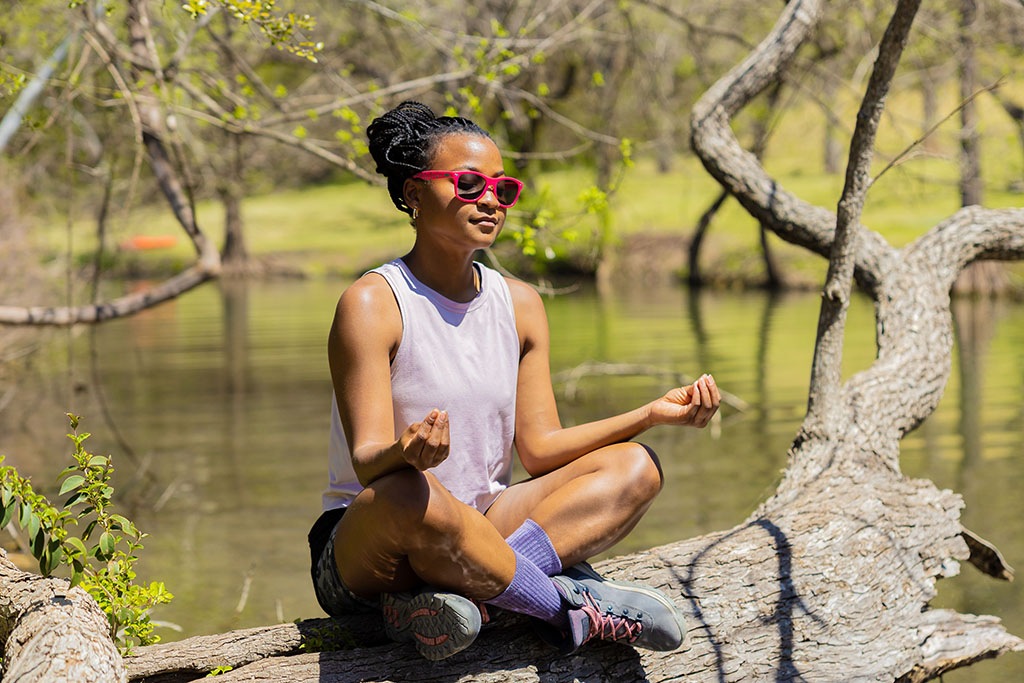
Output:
(616, 442), (664, 503)
(364, 469), (463, 536)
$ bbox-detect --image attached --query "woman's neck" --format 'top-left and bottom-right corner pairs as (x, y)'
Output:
(401, 248), (480, 303)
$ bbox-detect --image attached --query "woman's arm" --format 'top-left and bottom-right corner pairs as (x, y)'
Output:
(328, 274), (450, 486)
(508, 278), (720, 477)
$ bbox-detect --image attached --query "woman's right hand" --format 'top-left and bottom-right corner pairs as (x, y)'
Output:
(398, 409), (450, 470)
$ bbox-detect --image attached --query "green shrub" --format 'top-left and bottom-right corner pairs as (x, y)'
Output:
(0, 414), (172, 655)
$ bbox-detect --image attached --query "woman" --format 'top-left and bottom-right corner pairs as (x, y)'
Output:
(309, 101), (721, 661)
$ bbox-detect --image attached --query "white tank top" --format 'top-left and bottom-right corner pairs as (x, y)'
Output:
(323, 259), (520, 511)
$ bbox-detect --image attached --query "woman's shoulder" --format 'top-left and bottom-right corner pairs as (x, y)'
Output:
(336, 270), (400, 329)
(501, 274), (543, 309)
(501, 275), (547, 345)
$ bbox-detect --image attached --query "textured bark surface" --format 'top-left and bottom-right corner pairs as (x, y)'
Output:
(0, 550), (126, 682)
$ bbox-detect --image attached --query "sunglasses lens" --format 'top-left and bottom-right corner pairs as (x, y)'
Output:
(455, 173), (487, 200)
(495, 180), (519, 206)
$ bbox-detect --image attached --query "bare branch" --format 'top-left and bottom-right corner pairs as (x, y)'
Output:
(805, 0), (922, 435)
(0, 263), (217, 326)
(689, 0), (897, 295)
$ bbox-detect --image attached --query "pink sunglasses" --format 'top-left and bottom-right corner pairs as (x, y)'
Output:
(413, 170), (524, 208)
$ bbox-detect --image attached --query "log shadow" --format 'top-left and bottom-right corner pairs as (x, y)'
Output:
(753, 518), (813, 683)
(306, 612), (648, 683)
(669, 518), (822, 683)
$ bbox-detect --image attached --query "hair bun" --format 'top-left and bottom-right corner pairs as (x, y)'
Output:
(366, 100), (490, 215)
(367, 101), (438, 177)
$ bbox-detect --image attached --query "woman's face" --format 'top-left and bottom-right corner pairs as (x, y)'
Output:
(404, 133), (511, 251)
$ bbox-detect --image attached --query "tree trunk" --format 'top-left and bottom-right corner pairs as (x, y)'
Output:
(952, 0), (1007, 296)
(0, 550), (126, 682)
(686, 189), (728, 287)
(957, 0), (982, 208)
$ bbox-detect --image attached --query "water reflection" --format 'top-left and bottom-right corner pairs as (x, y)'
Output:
(0, 278), (1020, 679)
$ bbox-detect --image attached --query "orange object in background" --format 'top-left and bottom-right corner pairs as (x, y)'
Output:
(120, 234), (177, 251)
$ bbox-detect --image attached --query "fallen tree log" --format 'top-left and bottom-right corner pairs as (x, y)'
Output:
(0, 550), (125, 682)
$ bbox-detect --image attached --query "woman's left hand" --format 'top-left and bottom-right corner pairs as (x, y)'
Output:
(649, 374), (721, 428)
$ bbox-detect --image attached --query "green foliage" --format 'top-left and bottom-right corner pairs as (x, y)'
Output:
(206, 665), (234, 676)
(0, 414), (173, 655)
(0, 70), (27, 99)
(297, 620), (358, 652)
(181, 0), (322, 61)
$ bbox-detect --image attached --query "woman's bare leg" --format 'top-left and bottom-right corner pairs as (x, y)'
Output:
(333, 468), (515, 601)
(485, 442), (663, 567)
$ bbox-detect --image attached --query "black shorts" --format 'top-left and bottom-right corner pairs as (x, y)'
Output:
(308, 507), (378, 616)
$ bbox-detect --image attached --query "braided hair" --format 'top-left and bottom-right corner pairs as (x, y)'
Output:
(366, 101), (491, 216)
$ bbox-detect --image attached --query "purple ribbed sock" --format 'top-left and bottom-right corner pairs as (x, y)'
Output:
(505, 519), (562, 576)
(485, 552), (564, 625)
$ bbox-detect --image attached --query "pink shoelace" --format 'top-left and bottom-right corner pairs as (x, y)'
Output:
(578, 590), (642, 643)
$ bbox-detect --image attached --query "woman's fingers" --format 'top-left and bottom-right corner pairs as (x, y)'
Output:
(695, 375), (720, 426)
(424, 411), (450, 465)
(404, 409), (449, 469)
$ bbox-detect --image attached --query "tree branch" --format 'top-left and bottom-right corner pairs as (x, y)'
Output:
(689, 0), (896, 295)
(805, 0), (922, 436)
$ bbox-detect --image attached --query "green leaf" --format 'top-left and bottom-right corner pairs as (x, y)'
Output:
(99, 531), (116, 556)
(59, 475), (86, 495)
(31, 525), (45, 559)
(63, 491), (86, 508)
(38, 544), (51, 575)
(65, 535), (87, 557)
(1, 499), (15, 528)
(25, 510), (40, 540)
(88, 456), (108, 468)
(109, 514), (131, 531)
(48, 539), (64, 567)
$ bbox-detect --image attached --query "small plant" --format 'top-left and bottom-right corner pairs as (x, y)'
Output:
(206, 665), (234, 676)
(0, 414), (173, 654)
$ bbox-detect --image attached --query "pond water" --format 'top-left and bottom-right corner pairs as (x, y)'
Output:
(1, 277), (1021, 680)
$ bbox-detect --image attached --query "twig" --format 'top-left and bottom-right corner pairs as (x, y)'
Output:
(872, 76), (1007, 186)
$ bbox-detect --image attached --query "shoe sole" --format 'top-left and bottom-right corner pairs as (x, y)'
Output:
(566, 563), (687, 650)
(380, 590), (482, 661)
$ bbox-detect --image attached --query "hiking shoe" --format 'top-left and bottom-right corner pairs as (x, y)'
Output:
(545, 562), (686, 652)
(380, 588), (482, 661)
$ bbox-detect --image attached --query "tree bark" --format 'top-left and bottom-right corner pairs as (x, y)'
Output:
(0, 550), (126, 682)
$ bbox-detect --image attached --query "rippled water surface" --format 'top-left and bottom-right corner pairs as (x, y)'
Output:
(2, 278), (1021, 680)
